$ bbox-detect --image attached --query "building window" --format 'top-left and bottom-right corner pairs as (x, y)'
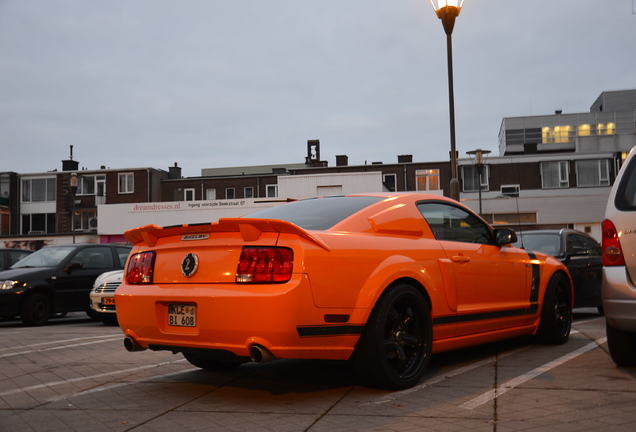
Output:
(78, 175), (96, 195)
(266, 184), (278, 198)
(577, 124), (591, 136)
(461, 165), (489, 192)
(205, 188), (216, 200)
(576, 159), (610, 187)
(597, 122), (615, 135)
(541, 161), (569, 189)
(542, 125), (573, 144)
(383, 174), (397, 192)
(21, 213), (56, 234)
(21, 178), (56, 202)
(225, 188), (235, 200)
(184, 188), (195, 201)
(73, 210), (96, 231)
(481, 212), (537, 225)
(244, 187), (254, 198)
(118, 173), (134, 194)
(415, 169), (440, 191)
(96, 175), (106, 197)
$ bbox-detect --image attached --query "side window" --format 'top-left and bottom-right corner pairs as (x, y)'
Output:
(72, 247), (114, 269)
(8, 251), (29, 266)
(566, 235), (589, 255)
(417, 202), (492, 244)
(116, 247), (131, 267)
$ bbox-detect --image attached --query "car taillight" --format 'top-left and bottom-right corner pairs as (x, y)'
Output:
(602, 219), (625, 266)
(126, 251), (156, 284)
(236, 247), (293, 283)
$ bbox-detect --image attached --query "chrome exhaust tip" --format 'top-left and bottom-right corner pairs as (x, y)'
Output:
(123, 336), (146, 352)
(249, 344), (275, 363)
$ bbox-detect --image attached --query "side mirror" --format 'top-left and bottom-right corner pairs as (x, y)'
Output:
(495, 228), (517, 246)
(64, 262), (83, 273)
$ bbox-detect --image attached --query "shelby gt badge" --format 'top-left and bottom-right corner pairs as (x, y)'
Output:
(181, 253), (199, 277)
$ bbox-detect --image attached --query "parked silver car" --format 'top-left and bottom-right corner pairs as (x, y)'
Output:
(89, 270), (123, 325)
(602, 147), (636, 366)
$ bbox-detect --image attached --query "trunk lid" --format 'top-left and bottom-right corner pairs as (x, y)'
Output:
(124, 218), (328, 284)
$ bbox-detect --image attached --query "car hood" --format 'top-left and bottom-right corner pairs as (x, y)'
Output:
(0, 267), (56, 282)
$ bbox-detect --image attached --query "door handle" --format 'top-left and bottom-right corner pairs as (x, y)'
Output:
(451, 255), (471, 263)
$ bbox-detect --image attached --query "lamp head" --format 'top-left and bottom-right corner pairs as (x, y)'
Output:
(430, 0), (465, 34)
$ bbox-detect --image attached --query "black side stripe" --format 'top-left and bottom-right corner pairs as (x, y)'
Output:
(297, 325), (364, 337)
(527, 251), (541, 303)
(433, 303), (539, 325)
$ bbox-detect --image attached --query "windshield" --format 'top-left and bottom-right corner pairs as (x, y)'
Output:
(246, 196), (385, 230)
(11, 246), (75, 268)
(513, 233), (562, 257)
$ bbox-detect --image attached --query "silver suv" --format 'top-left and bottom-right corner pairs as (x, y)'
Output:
(602, 147), (636, 366)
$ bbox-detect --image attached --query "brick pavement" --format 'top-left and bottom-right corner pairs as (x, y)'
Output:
(0, 312), (634, 431)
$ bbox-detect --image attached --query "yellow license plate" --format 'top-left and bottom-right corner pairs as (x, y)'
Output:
(103, 297), (115, 306)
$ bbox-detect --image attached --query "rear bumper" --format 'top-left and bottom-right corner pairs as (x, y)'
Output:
(115, 274), (361, 360)
(602, 266), (636, 332)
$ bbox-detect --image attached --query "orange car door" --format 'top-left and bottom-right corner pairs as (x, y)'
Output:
(418, 202), (532, 336)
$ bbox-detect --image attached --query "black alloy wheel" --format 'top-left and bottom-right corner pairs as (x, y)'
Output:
(354, 284), (432, 389)
(537, 273), (572, 344)
(21, 292), (51, 326)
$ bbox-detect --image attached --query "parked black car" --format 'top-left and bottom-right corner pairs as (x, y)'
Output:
(513, 229), (603, 313)
(0, 248), (32, 271)
(0, 243), (131, 325)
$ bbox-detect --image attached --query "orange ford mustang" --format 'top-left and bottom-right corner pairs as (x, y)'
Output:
(116, 193), (573, 389)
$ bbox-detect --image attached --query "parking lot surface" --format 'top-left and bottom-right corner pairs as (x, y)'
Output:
(1, 310), (635, 432)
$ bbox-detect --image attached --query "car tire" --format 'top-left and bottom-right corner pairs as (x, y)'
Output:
(21, 292), (51, 326)
(353, 283), (432, 390)
(182, 350), (246, 371)
(536, 273), (572, 345)
(606, 322), (636, 366)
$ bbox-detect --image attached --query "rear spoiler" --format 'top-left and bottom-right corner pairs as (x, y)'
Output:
(124, 218), (330, 251)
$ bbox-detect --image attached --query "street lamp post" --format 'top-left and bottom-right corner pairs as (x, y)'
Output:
(466, 148), (491, 215)
(69, 173), (78, 244)
(430, 0), (465, 201)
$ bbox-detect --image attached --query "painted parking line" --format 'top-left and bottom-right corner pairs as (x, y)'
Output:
(0, 334), (122, 353)
(460, 336), (607, 410)
(0, 359), (187, 398)
(46, 366), (200, 403)
(0, 336), (122, 359)
(360, 330), (582, 406)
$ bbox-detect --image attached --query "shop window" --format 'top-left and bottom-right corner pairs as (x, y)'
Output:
(206, 188), (216, 200)
(225, 188), (235, 200)
(21, 213), (56, 234)
(244, 187), (254, 198)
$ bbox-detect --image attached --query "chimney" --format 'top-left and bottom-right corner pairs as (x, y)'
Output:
(169, 162), (182, 179)
(555, 109), (562, 115)
(335, 155), (348, 166)
(397, 154), (413, 163)
(305, 139), (327, 167)
(371, 161), (383, 165)
(61, 145), (79, 171)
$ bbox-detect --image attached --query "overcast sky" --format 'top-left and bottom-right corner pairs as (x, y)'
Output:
(1, 0), (635, 177)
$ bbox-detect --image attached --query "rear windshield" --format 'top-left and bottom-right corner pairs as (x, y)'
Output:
(246, 196), (385, 230)
(513, 233), (562, 257)
(615, 155), (636, 211)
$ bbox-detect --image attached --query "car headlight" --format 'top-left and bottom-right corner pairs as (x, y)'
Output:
(1, 280), (21, 290)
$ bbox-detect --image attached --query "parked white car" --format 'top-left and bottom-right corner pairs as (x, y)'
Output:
(90, 270), (123, 325)
(602, 147), (636, 366)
